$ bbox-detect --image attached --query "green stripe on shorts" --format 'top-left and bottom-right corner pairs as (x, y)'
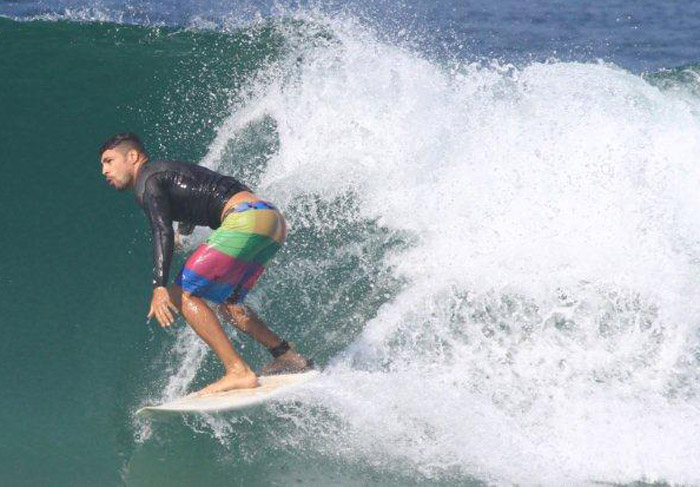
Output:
(206, 230), (280, 263)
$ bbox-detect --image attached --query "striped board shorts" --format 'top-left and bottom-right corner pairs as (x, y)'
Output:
(175, 201), (287, 304)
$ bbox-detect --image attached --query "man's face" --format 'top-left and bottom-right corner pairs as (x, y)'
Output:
(101, 147), (137, 191)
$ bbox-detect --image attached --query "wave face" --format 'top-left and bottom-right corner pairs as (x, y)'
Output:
(4, 3), (700, 487)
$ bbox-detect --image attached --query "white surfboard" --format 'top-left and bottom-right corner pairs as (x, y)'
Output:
(136, 370), (320, 417)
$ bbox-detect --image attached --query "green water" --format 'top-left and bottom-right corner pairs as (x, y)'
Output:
(0, 18), (409, 486)
(0, 17), (272, 486)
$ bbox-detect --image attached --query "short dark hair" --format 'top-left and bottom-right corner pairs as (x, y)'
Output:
(99, 132), (148, 157)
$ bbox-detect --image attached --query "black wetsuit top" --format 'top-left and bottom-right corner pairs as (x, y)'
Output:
(134, 160), (250, 288)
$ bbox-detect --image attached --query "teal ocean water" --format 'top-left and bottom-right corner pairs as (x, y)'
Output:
(3, 4), (700, 486)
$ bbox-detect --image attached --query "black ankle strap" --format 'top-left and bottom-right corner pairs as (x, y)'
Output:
(269, 340), (291, 358)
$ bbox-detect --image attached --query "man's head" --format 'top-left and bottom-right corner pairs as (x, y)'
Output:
(99, 132), (148, 191)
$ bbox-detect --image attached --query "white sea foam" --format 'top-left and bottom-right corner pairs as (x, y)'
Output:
(14, 6), (131, 24)
(2, 0), (273, 30)
(160, 12), (700, 486)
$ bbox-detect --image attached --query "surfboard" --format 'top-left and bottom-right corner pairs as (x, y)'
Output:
(136, 370), (320, 417)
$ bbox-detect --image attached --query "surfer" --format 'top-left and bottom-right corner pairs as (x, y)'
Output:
(100, 132), (313, 395)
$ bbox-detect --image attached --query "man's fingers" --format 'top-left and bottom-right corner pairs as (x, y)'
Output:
(160, 303), (176, 326)
(163, 306), (175, 325)
(150, 295), (178, 327)
(156, 308), (168, 328)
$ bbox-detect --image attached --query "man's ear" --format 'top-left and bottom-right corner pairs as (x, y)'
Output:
(127, 148), (140, 164)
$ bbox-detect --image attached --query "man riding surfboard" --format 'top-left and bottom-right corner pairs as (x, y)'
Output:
(100, 132), (312, 396)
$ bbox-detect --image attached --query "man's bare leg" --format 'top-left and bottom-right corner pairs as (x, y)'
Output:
(169, 286), (258, 395)
(220, 303), (312, 375)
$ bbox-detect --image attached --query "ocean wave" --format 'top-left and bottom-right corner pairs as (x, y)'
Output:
(124, 9), (700, 485)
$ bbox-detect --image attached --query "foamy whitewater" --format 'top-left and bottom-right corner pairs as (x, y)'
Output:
(136, 13), (700, 486)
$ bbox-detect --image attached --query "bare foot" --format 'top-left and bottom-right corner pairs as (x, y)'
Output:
(194, 370), (258, 396)
(261, 349), (314, 376)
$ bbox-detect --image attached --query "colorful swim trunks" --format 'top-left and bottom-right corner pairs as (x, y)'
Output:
(175, 201), (287, 304)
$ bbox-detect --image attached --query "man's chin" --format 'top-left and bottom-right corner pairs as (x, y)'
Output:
(106, 177), (132, 191)
(110, 181), (128, 192)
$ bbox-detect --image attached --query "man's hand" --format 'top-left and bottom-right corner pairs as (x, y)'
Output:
(148, 286), (179, 327)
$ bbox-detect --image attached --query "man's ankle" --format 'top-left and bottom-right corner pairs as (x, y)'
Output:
(268, 340), (291, 358)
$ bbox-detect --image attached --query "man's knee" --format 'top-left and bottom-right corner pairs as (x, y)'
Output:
(174, 286), (206, 314)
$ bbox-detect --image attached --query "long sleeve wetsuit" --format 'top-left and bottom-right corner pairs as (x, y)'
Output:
(134, 160), (250, 288)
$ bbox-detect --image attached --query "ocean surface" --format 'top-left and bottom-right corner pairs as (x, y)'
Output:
(2, 1), (700, 486)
